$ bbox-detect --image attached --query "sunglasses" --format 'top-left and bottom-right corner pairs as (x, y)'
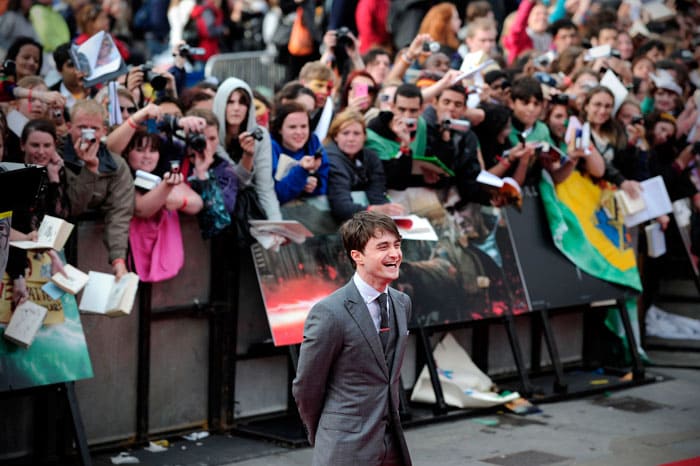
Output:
(121, 106), (137, 115)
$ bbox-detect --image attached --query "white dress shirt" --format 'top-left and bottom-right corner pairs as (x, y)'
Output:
(353, 273), (389, 334)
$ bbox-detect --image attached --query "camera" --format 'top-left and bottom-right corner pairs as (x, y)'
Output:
(141, 62), (167, 91)
(693, 141), (700, 155)
(550, 93), (570, 105)
(534, 50), (557, 68)
(53, 108), (64, 119)
(422, 41), (441, 53)
(534, 72), (558, 87)
(169, 159), (181, 174)
(251, 127), (263, 141)
(1, 59), (16, 77)
(631, 115), (644, 125)
(81, 128), (96, 143)
(403, 117), (417, 129)
(441, 118), (471, 132)
(158, 114), (207, 152)
(337, 27), (350, 39)
(178, 44), (206, 59)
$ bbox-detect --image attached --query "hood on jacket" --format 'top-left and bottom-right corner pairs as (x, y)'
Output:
(212, 77), (257, 146)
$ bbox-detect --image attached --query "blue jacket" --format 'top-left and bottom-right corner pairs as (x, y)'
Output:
(271, 134), (329, 204)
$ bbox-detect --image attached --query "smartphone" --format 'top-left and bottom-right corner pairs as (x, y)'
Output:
(354, 83), (368, 98)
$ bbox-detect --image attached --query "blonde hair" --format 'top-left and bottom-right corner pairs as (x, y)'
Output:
(326, 109), (366, 145)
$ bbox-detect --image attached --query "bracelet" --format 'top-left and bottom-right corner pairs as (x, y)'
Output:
(179, 196), (188, 210)
(498, 157), (511, 168)
(126, 117), (139, 129)
(399, 145), (411, 155)
(400, 52), (414, 66)
(112, 258), (126, 267)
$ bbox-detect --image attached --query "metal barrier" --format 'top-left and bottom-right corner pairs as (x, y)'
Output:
(204, 52), (287, 90)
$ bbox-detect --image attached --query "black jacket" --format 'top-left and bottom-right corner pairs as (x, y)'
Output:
(325, 140), (388, 221)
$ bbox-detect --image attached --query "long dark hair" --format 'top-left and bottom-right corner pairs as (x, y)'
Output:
(5, 37), (43, 78)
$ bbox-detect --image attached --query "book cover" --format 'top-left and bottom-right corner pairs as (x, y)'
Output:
(614, 190), (646, 216)
(51, 264), (89, 295)
(3, 300), (48, 348)
(249, 220), (313, 245)
(645, 222), (666, 258)
(79, 272), (139, 316)
(10, 215), (74, 251)
(411, 154), (455, 177)
(391, 215), (438, 241)
(70, 31), (128, 87)
(476, 171), (523, 209)
(274, 154), (299, 181)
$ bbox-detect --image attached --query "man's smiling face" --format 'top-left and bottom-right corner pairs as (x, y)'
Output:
(351, 228), (403, 291)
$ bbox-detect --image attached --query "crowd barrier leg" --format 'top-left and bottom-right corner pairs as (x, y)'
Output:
(538, 309), (568, 394)
(616, 299), (645, 381)
(416, 325), (448, 415)
(502, 314), (534, 397)
(64, 382), (92, 466)
(135, 282), (152, 443)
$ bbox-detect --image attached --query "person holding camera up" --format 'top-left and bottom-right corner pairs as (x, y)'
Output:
(423, 83), (491, 205)
(212, 77), (282, 221)
(124, 128), (202, 282)
(365, 83), (426, 191)
(183, 108), (239, 239)
(59, 100), (134, 280)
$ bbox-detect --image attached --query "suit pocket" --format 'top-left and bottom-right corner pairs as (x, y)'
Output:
(319, 412), (362, 433)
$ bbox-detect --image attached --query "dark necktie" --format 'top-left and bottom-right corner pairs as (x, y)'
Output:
(377, 293), (390, 352)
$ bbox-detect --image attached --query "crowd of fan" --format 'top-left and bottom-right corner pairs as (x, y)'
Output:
(1, 0), (699, 307)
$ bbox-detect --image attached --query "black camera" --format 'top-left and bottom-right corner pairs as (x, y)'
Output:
(631, 115), (644, 125)
(1, 59), (16, 77)
(251, 127), (263, 141)
(157, 114), (207, 152)
(693, 141), (700, 155)
(336, 27), (350, 40)
(550, 93), (570, 105)
(142, 62), (167, 91)
(422, 41), (441, 53)
(178, 44), (206, 59)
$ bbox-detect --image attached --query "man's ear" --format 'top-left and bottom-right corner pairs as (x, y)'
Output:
(350, 249), (363, 265)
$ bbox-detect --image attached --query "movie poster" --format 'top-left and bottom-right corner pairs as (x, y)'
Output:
(0, 253), (93, 391)
(254, 189), (528, 346)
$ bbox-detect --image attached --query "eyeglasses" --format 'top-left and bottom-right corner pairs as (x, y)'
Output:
(121, 106), (137, 115)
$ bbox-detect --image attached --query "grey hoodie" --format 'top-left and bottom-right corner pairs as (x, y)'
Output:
(213, 77), (282, 220)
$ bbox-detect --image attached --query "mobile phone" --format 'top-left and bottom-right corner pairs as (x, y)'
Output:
(354, 83), (368, 98)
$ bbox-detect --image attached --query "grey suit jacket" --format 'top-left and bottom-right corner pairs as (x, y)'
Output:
(292, 280), (413, 466)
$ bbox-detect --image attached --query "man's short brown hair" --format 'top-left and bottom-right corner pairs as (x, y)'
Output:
(339, 211), (401, 267)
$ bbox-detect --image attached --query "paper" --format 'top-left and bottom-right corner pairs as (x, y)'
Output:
(274, 153), (299, 181)
(0, 211), (10, 280)
(134, 170), (161, 190)
(392, 215), (438, 241)
(615, 189), (646, 216)
(601, 69), (628, 114)
(313, 96), (334, 141)
(623, 176), (673, 227)
(42, 282), (66, 300)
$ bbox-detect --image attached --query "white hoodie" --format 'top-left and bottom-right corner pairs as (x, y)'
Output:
(213, 77), (282, 220)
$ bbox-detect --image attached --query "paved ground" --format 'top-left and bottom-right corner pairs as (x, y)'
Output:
(95, 365), (700, 466)
(224, 367), (700, 466)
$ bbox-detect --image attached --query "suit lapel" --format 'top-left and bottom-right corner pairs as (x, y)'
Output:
(387, 288), (407, 377)
(344, 282), (390, 379)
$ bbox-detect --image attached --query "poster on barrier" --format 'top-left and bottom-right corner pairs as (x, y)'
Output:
(253, 188), (528, 346)
(0, 253), (93, 391)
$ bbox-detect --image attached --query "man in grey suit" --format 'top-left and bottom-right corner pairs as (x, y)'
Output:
(293, 211), (413, 466)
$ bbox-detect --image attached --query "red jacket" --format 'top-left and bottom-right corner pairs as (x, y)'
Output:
(356, 0), (391, 54)
(502, 0), (534, 65)
(190, 0), (224, 61)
